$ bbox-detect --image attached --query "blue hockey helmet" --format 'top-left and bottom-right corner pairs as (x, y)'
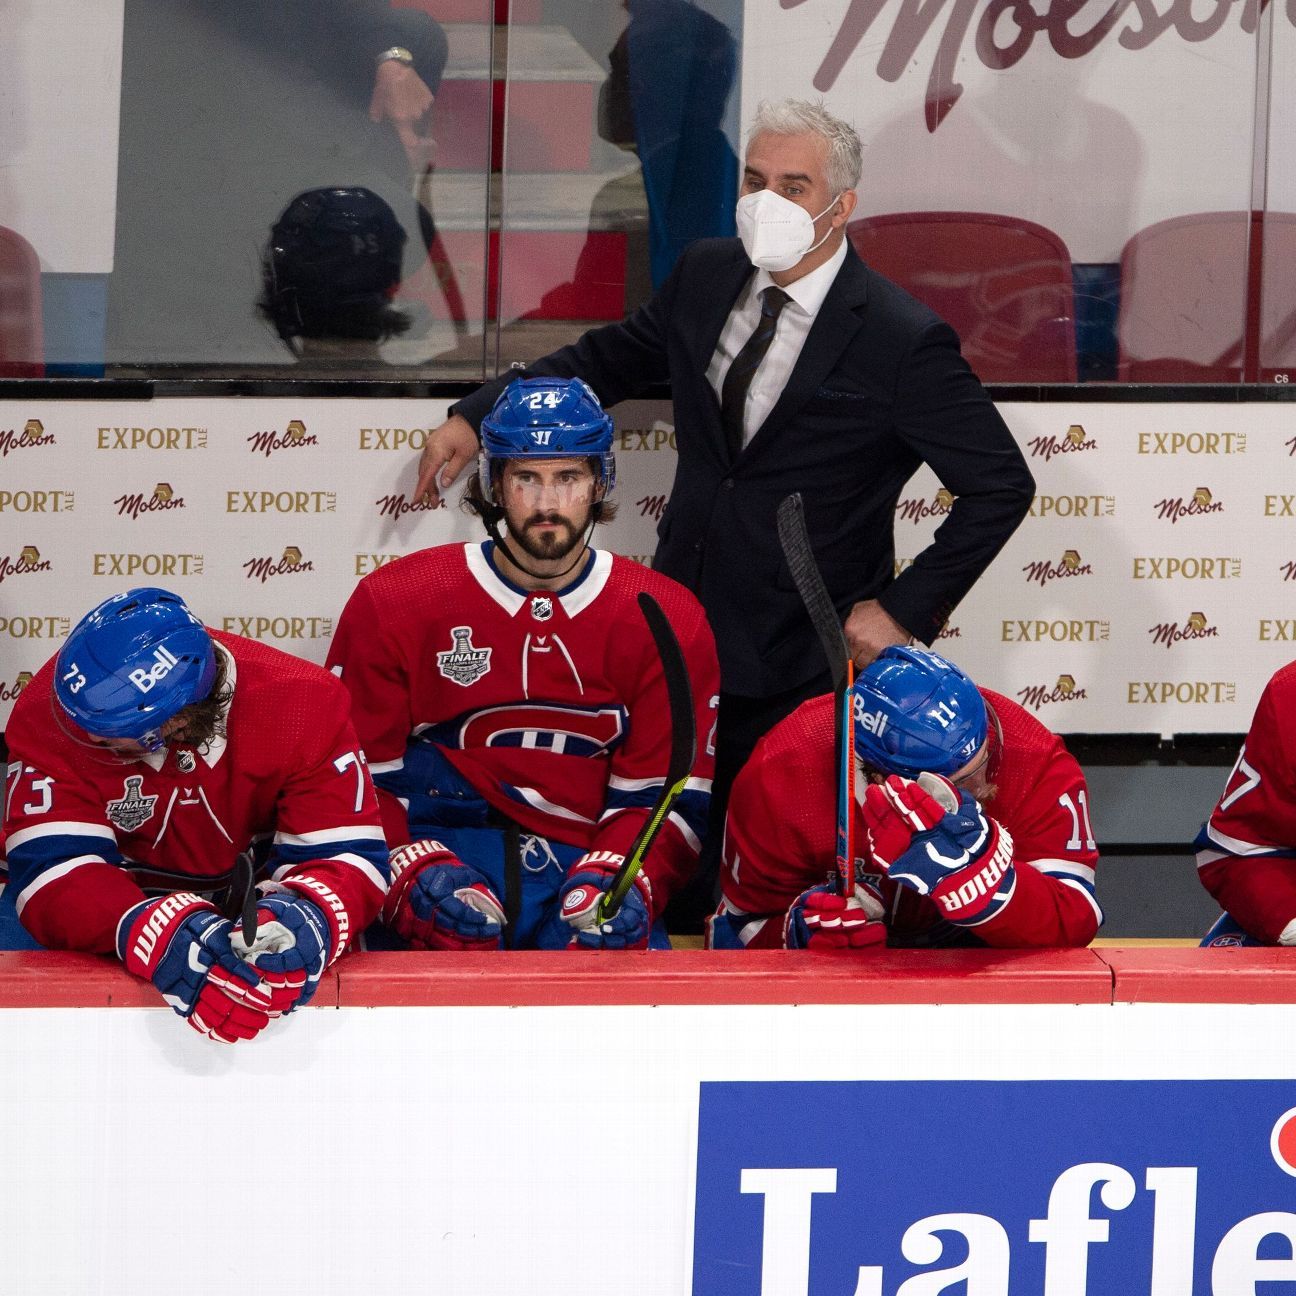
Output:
(478, 377), (616, 497)
(852, 646), (987, 779)
(54, 588), (217, 751)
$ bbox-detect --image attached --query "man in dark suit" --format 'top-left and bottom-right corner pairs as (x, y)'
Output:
(413, 98), (1035, 926)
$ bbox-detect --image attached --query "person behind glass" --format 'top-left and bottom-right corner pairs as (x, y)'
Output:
(411, 98), (1035, 927)
(258, 186), (413, 364)
(327, 378), (719, 952)
(708, 647), (1102, 951)
(0, 589), (389, 1043)
(1196, 661), (1296, 947)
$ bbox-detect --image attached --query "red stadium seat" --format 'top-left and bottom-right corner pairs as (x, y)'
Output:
(846, 211), (1077, 382)
(1116, 210), (1296, 383)
(0, 226), (43, 378)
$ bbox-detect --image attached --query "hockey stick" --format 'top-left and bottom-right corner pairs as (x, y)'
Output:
(596, 591), (697, 923)
(776, 492), (856, 897)
(232, 851), (259, 949)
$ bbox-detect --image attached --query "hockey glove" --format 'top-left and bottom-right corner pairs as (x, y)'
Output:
(863, 773), (1015, 925)
(382, 839), (505, 951)
(232, 892), (334, 1014)
(117, 894), (273, 1043)
(784, 881), (887, 951)
(536, 852), (652, 950)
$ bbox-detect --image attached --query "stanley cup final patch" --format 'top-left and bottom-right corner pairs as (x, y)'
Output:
(437, 625), (492, 687)
(106, 775), (160, 832)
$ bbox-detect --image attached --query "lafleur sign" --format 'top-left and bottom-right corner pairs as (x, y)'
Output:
(693, 1080), (1296, 1294)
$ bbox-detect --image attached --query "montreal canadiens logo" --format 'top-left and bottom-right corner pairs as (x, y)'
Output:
(437, 626), (492, 687)
(106, 775), (159, 832)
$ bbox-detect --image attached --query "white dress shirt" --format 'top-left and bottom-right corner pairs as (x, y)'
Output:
(705, 238), (849, 450)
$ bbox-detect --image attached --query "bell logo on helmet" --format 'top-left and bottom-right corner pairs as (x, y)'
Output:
(127, 645), (181, 694)
(854, 699), (888, 738)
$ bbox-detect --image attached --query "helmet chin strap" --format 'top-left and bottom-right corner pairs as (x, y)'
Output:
(490, 512), (597, 586)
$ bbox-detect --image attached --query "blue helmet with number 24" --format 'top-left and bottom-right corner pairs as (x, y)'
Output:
(54, 587), (217, 751)
(852, 645), (987, 779)
(478, 376), (616, 497)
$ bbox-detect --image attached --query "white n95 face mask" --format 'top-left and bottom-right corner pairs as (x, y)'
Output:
(735, 189), (841, 272)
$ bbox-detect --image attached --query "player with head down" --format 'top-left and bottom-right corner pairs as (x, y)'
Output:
(708, 646), (1102, 950)
(0, 589), (389, 1041)
(328, 376), (718, 951)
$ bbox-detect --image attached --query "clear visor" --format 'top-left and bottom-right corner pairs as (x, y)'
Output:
(502, 474), (597, 510)
(48, 689), (166, 760)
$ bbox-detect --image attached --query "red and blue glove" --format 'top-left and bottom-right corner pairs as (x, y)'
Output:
(232, 891), (335, 1014)
(537, 851), (652, 950)
(863, 773), (1016, 925)
(117, 893), (273, 1043)
(784, 880), (887, 951)
(382, 839), (505, 951)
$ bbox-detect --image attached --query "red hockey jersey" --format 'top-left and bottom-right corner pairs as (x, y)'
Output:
(2, 631), (389, 953)
(717, 689), (1101, 947)
(1196, 660), (1296, 943)
(326, 542), (719, 910)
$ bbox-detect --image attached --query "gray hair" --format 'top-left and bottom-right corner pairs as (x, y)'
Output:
(746, 98), (863, 195)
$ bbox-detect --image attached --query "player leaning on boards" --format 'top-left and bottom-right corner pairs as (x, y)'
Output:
(1196, 660), (1296, 947)
(0, 588), (390, 1042)
(708, 647), (1103, 950)
(327, 377), (719, 950)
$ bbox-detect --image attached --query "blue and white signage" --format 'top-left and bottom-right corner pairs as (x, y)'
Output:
(694, 1081), (1296, 1295)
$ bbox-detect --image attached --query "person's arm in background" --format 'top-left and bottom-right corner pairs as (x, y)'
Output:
(1195, 664), (1296, 944)
(846, 320), (1035, 667)
(415, 237), (700, 501)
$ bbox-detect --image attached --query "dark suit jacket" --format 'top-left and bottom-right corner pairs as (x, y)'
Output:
(454, 238), (1035, 698)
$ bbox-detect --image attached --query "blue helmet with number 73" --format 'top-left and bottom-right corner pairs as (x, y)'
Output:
(478, 376), (616, 496)
(852, 646), (987, 778)
(53, 587), (217, 751)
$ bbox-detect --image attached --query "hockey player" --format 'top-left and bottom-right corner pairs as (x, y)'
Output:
(0, 588), (389, 1041)
(1196, 660), (1296, 946)
(327, 376), (718, 950)
(708, 646), (1102, 950)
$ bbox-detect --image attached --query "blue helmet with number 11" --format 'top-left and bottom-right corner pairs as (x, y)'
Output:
(478, 376), (616, 497)
(54, 588), (216, 751)
(852, 646), (987, 779)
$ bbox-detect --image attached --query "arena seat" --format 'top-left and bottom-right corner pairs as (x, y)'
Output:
(0, 225), (43, 378)
(1116, 210), (1296, 383)
(846, 210), (1077, 382)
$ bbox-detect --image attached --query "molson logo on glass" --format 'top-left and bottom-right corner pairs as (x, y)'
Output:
(219, 615), (333, 643)
(1022, 549), (1093, 587)
(895, 488), (954, 526)
(1155, 488), (1224, 524)
(115, 483), (185, 521)
(0, 418), (54, 456)
(0, 670), (34, 703)
(1017, 674), (1087, 713)
(374, 491), (443, 518)
(0, 545), (52, 585)
(1149, 612), (1220, 650)
(693, 1082), (1296, 1295)
(1028, 424), (1097, 463)
(247, 419), (319, 457)
(243, 546), (315, 583)
(637, 494), (667, 522)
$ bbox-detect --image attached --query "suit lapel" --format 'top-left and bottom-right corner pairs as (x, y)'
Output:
(744, 247), (871, 456)
(683, 245), (754, 453)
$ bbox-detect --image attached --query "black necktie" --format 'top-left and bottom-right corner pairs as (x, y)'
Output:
(720, 286), (791, 460)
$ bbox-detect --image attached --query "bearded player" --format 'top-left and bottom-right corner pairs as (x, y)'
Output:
(708, 646), (1102, 950)
(0, 588), (389, 1041)
(1196, 660), (1296, 946)
(327, 377), (718, 951)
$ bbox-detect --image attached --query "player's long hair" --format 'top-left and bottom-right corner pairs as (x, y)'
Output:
(460, 459), (619, 530)
(168, 650), (233, 752)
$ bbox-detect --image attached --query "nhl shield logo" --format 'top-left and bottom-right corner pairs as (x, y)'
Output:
(437, 626), (492, 687)
(106, 776), (159, 832)
(531, 595), (553, 622)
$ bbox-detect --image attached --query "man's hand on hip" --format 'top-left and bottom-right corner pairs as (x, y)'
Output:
(844, 599), (912, 670)
(415, 414), (479, 505)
